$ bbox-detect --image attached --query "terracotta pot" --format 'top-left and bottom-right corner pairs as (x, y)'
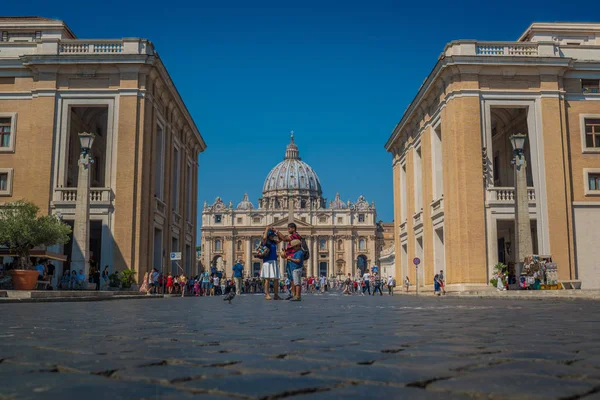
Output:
(8, 270), (40, 290)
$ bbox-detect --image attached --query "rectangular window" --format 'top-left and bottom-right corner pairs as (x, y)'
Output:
(337, 217), (343, 224)
(319, 216), (327, 223)
(0, 115), (16, 152)
(1, 32), (7, 42)
(0, 173), (7, 191)
(301, 216), (307, 222)
(253, 217), (261, 223)
(35, 31), (41, 40)
(154, 123), (165, 199)
(274, 217), (279, 223)
(186, 163), (193, 221)
(172, 147), (180, 212)
(358, 214), (365, 223)
(0, 169), (13, 196)
(215, 215), (222, 223)
(582, 79), (600, 94)
(584, 119), (600, 149)
(589, 173), (600, 191)
(237, 217), (243, 224)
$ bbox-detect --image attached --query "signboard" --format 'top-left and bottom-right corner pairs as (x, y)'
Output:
(413, 257), (421, 266)
(170, 252), (182, 261)
(372, 266), (379, 273)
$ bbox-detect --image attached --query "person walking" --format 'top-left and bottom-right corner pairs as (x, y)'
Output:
(438, 270), (446, 295)
(232, 260), (244, 295)
(260, 227), (282, 300)
(362, 269), (371, 295)
(320, 275), (326, 294)
(387, 276), (395, 296)
(372, 273), (383, 296)
(433, 274), (441, 296)
(284, 239), (304, 301)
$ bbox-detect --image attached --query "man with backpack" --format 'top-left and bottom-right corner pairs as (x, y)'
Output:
(275, 223), (308, 300)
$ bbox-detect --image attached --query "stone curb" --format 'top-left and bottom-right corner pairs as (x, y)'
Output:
(0, 294), (164, 304)
(393, 291), (600, 301)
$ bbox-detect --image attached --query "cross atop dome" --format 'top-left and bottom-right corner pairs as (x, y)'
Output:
(285, 130), (300, 160)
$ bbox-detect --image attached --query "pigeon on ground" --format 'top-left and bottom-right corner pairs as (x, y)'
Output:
(223, 291), (236, 304)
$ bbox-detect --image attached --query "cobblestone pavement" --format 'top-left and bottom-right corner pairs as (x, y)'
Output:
(1, 293), (600, 400)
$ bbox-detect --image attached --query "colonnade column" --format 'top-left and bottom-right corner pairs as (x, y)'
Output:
(329, 236), (335, 278)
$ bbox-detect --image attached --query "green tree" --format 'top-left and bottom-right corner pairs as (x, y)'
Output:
(0, 201), (72, 269)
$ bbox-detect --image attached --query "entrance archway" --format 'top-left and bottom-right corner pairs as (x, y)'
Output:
(357, 254), (367, 276)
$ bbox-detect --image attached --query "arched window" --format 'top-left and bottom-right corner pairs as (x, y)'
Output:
(215, 239), (222, 251)
(359, 238), (366, 250)
(319, 238), (327, 250)
(338, 239), (343, 251)
(237, 240), (242, 251)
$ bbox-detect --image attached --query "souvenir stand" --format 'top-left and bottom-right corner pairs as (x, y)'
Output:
(519, 255), (559, 290)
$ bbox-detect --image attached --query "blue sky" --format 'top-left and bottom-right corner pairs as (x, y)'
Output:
(5, 0), (600, 241)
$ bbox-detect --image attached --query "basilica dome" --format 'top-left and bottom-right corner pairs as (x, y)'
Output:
(262, 133), (323, 198)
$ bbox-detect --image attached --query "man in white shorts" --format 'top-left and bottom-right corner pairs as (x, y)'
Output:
(259, 226), (282, 300)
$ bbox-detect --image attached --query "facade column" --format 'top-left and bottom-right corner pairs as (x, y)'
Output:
(344, 236), (352, 276)
(329, 236), (335, 278)
(312, 237), (318, 277)
(307, 237), (313, 277)
(226, 236), (234, 278)
(245, 237), (251, 276)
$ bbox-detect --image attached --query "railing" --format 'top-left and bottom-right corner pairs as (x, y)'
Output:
(399, 221), (407, 235)
(0, 38), (154, 59)
(413, 211), (423, 226)
(476, 44), (538, 56)
(154, 197), (166, 215)
(59, 41), (123, 54)
(488, 187), (536, 202)
(172, 212), (182, 227)
(430, 197), (444, 216)
(444, 41), (561, 58)
(54, 188), (112, 203)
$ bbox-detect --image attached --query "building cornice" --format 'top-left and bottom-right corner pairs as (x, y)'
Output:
(384, 53), (573, 152)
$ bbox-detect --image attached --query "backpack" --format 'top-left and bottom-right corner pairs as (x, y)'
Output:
(300, 237), (310, 261)
(255, 243), (270, 259)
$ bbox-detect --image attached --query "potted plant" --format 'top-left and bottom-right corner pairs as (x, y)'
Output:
(120, 269), (136, 289)
(0, 201), (71, 290)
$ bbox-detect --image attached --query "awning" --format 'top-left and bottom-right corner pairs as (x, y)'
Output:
(0, 249), (67, 262)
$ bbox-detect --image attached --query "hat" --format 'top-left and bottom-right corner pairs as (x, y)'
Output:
(290, 239), (301, 247)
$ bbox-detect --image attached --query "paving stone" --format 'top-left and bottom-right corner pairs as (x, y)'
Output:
(294, 384), (473, 399)
(1, 294), (600, 399)
(180, 371), (343, 397)
(0, 371), (182, 400)
(428, 371), (596, 399)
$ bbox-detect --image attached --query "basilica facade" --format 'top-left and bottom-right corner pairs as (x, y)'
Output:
(201, 134), (380, 279)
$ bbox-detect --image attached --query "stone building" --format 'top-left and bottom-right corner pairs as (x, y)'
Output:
(201, 134), (379, 279)
(0, 17), (206, 283)
(385, 22), (600, 289)
(376, 222), (395, 278)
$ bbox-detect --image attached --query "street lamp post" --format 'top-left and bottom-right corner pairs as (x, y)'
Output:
(71, 132), (95, 281)
(510, 133), (533, 280)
